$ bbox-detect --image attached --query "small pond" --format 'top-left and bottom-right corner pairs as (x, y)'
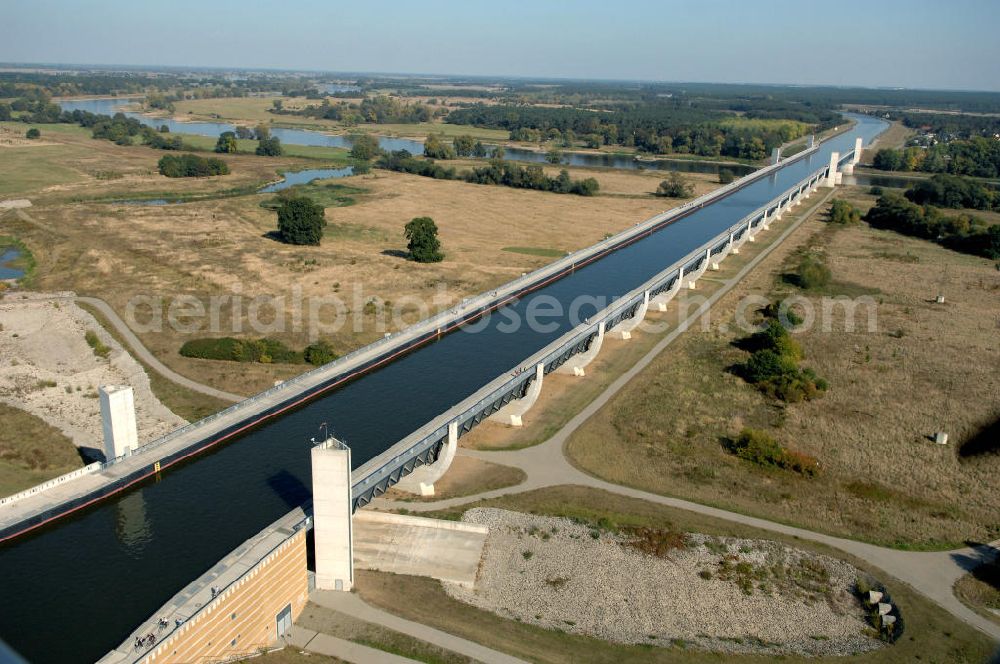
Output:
(0, 247), (25, 279)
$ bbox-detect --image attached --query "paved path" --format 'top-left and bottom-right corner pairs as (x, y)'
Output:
(75, 295), (245, 403)
(310, 590), (527, 664)
(374, 189), (1000, 644)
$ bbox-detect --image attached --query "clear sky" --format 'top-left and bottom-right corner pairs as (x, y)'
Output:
(2, 0), (999, 91)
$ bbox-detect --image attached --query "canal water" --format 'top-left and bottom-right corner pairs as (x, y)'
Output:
(57, 98), (756, 177)
(0, 113), (887, 663)
(0, 248), (24, 280)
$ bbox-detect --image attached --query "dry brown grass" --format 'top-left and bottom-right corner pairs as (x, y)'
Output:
(566, 189), (1000, 550)
(863, 122), (915, 158)
(954, 562), (1000, 627)
(0, 402), (83, 498)
(384, 456), (526, 502)
(2, 127), (688, 396)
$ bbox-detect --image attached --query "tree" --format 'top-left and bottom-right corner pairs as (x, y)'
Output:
(0, 103), (11, 121)
(256, 136), (283, 156)
(214, 131), (238, 153)
(254, 124), (270, 140)
(349, 133), (380, 161)
(158, 154), (229, 177)
(872, 148), (903, 171)
(453, 134), (477, 157)
(718, 169), (736, 185)
(276, 197), (325, 245)
(159, 124), (170, 133)
(655, 172), (693, 198)
(422, 133), (455, 159)
(405, 216), (443, 263)
(25, 128), (40, 139)
(545, 148), (563, 164)
(272, 99), (283, 111)
(235, 125), (254, 140)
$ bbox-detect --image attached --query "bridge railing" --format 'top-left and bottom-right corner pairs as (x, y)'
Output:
(88, 144), (821, 477)
(351, 163), (831, 506)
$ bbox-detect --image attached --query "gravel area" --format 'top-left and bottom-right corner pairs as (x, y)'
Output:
(0, 292), (184, 454)
(445, 508), (883, 656)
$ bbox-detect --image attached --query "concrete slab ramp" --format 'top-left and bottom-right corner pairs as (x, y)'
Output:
(353, 510), (488, 588)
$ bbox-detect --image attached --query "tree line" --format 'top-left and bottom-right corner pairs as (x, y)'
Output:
(272, 95), (443, 125)
(376, 150), (599, 196)
(871, 137), (1000, 178)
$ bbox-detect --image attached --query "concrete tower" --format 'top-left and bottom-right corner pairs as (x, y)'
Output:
(99, 385), (138, 461)
(311, 438), (354, 591)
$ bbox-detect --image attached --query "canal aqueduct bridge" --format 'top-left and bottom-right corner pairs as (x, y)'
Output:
(0, 134), (861, 546)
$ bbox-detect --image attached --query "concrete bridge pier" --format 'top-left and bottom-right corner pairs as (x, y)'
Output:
(556, 321), (605, 376)
(652, 267), (683, 311)
(395, 421), (459, 496)
(732, 218), (753, 255)
(770, 147), (781, 165)
(842, 137), (863, 175)
(826, 151), (840, 187)
(685, 248), (711, 289)
(488, 363), (545, 426)
(617, 290), (650, 339)
(312, 438), (354, 592)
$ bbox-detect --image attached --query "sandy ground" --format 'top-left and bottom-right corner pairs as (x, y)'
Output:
(446, 508), (881, 657)
(0, 292), (185, 458)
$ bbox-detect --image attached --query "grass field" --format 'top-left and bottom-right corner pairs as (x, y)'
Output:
(501, 246), (565, 257)
(0, 403), (83, 498)
(865, 122), (916, 156)
(1, 124), (698, 396)
(564, 189), (1000, 550)
(954, 561), (1000, 627)
(386, 456), (526, 502)
(357, 485), (994, 664)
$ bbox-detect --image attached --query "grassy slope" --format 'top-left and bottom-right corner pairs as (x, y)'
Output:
(0, 403), (83, 498)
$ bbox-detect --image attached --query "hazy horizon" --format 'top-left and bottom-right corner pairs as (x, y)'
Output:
(2, 0), (999, 92)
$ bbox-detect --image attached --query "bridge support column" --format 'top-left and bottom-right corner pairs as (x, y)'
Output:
(825, 151), (840, 187)
(652, 268), (682, 311)
(312, 438), (354, 592)
(685, 248), (711, 289)
(617, 290), (650, 340)
(488, 363), (545, 426)
(395, 421), (458, 496)
(557, 321), (605, 376)
(842, 136), (863, 175)
(807, 134), (815, 149)
(770, 147), (781, 165)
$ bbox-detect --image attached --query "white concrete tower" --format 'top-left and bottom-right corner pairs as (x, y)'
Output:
(770, 147), (781, 165)
(99, 385), (138, 461)
(312, 438), (354, 591)
(825, 151), (840, 187)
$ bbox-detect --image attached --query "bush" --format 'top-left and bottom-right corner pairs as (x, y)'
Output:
(179, 337), (303, 364)
(25, 128), (40, 139)
(84, 330), (110, 358)
(303, 340), (338, 366)
(726, 428), (820, 477)
(277, 196), (326, 246)
(828, 199), (861, 225)
(794, 254), (832, 290)
(737, 305), (826, 403)
(158, 153), (229, 178)
(718, 169), (736, 185)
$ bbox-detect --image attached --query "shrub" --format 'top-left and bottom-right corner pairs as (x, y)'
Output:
(726, 428), (820, 477)
(179, 337), (303, 364)
(828, 199), (861, 225)
(277, 196), (326, 246)
(25, 127), (40, 139)
(255, 136), (283, 156)
(737, 304), (826, 403)
(794, 254), (832, 290)
(718, 169), (736, 185)
(303, 340), (337, 366)
(84, 330), (110, 358)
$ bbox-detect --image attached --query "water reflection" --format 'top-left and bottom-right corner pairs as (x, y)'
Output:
(0, 248), (24, 279)
(115, 491), (151, 555)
